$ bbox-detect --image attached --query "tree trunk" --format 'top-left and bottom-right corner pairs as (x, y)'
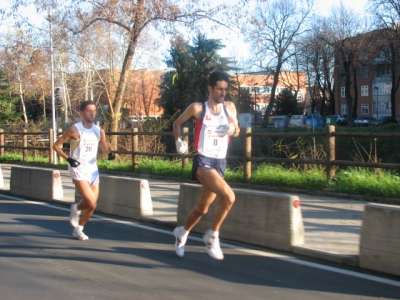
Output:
(109, 38), (138, 149)
(352, 64), (358, 120)
(343, 59), (354, 126)
(18, 78), (28, 124)
(109, 0), (144, 149)
(262, 68), (281, 128)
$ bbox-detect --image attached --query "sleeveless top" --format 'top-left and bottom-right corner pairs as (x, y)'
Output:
(69, 122), (101, 172)
(193, 101), (231, 159)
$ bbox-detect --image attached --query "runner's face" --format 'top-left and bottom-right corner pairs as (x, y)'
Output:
(209, 80), (228, 104)
(81, 104), (96, 123)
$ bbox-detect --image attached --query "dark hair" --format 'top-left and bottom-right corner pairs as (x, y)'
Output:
(208, 71), (229, 88)
(80, 100), (96, 111)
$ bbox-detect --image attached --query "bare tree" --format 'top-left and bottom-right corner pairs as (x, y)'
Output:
(369, 0), (400, 118)
(0, 29), (34, 124)
(245, 0), (313, 127)
(300, 18), (336, 115)
(320, 4), (369, 125)
(26, 49), (52, 120)
(280, 49), (307, 113)
(49, 0), (228, 148)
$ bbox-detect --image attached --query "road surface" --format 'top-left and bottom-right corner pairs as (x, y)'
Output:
(1, 194), (399, 300)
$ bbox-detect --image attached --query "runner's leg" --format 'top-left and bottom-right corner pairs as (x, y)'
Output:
(196, 168), (235, 232)
(183, 183), (217, 231)
(74, 180), (99, 226)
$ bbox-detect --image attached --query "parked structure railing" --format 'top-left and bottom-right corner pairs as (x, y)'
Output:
(1, 126), (400, 181)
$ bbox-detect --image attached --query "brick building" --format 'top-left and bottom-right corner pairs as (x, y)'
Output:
(235, 71), (307, 112)
(68, 69), (307, 124)
(334, 28), (400, 119)
(68, 69), (165, 120)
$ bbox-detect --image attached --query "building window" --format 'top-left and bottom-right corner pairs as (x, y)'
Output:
(240, 86), (251, 93)
(361, 50), (368, 60)
(361, 104), (369, 115)
(341, 87), (345, 97)
(361, 85), (368, 96)
(259, 86), (271, 94)
(361, 67), (369, 78)
(376, 66), (390, 77)
(340, 69), (346, 81)
(375, 84), (391, 95)
(341, 104), (347, 115)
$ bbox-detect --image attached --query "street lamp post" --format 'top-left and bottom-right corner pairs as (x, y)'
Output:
(374, 86), (379, 119)
(252, 83), (258, 111)
(49, 8), (58, 164)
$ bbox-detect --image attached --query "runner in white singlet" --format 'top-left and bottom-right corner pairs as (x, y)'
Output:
(194, 101), (231, 159)
(68, 121), (101, 185)
(172, 71), (240, 260)
(53, 100), (116, 241)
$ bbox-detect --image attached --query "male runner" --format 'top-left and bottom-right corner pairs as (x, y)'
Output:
(172, 71), (240, 260)
(53, 100), (115, 240)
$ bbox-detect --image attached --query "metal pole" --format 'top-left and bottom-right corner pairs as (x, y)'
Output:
(49, 8), (58, 164)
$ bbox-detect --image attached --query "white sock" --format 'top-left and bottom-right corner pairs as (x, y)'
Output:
(73, 203), (81, 213)
(208, 229), (219, 238)
(78, 225), (84, 231)
(181, 227), (189, 237)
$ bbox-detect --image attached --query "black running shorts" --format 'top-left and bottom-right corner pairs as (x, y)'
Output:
(191, 154), (227, 181)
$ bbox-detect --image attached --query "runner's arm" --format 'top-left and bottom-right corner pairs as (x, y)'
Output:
(52, 127), (76, 160)
(99, 128), (112, 157)
(173, 103), (202, 141)
(226, 102), (240, 137)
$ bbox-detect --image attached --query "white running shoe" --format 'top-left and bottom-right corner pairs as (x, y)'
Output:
(173, 226), (188, 257)
(203, 229), (224, 260)
(69, 203), (81, 228)
(72, 226), (89, 241)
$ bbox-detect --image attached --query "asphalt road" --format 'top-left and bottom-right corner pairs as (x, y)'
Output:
(1, 194), (399, 300)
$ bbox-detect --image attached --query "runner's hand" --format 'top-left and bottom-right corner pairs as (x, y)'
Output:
(67, 157), (80, 168)
(108, 151), (116, 160)
(220, 123), (236, 136)
(175, 138), (188, 154)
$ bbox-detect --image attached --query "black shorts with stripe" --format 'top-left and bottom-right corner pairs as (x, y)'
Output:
(191, 154), (227, 181)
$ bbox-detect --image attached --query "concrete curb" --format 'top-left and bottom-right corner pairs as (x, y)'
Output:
(293, 246), (358, 266)
(6, 161), (399, 205)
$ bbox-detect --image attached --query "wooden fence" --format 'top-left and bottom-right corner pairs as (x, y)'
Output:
(1, 126), (400, 181)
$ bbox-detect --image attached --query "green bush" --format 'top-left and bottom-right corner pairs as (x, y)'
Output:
(332, 167), (400, 198)
(250, 163), (327, 190)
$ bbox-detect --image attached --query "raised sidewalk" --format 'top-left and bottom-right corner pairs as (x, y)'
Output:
(0, 163), (369, 266)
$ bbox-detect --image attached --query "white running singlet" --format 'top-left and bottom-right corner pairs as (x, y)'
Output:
(68, 122), (101, 183)
(193, 101), (231, 159)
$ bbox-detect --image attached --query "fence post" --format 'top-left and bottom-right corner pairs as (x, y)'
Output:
(23, 129), (28, 161)
(0, 128), (3, 157)
(49, 129), (54, 164)
(57, 128), (63, 164)
(182, 126), (189, 168)
(326, 125), (336, 180)
(132, 127), (138, 171)
(244, 127), (252, 182)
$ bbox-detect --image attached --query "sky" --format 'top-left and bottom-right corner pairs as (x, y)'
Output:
(315, 0), (369, 15)
(201, 0), (370, 68)
(1, 0), (370, 70)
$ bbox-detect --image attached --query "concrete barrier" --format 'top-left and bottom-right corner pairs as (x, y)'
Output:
(0, 165), (3, 188)
(75, 174), (153, 221)
(10, 166), (63, 201)
(359, 203), (400, 276)
(177, 183), (304, 252)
